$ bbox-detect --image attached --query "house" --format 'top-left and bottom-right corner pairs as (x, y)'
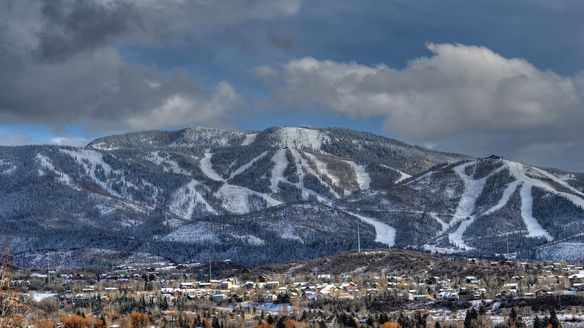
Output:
(258, 274), (270, 282)
(266, 281), (280, 289)
(197, 282), (211, 288)
(318, 274), (332, 283)
(502, 283), (519, 294)
(180, 282), (194, 289)
(220, 280), (233, 290)
(569, 271), (584, 287)
(82, 286), (96, 293)
(264, 293), (277, 302)
(212, 293), (227, 303)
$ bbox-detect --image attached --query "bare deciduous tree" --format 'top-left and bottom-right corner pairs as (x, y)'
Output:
(0, 239), (27, 328)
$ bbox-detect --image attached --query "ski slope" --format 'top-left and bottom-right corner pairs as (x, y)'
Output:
(346, 211), (396, 247)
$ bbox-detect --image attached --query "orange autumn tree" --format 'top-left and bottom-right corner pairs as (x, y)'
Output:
(129, 310), (149, 328)
(282, 319), (297, 328)
(381, 322), (401, 328)
(59, 314), (90, 328)
(0, 242), (27, 328)
(256, 320), (273, 328)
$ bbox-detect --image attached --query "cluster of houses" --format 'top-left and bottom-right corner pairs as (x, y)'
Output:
(14, 258), (584, 310)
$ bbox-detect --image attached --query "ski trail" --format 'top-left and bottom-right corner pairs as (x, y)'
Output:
(430, 213), (449, 234)
(448, 162), (489, 250)
(345, 160), (371, 190)
(519, 184), (553, 240)
(229, 151), (268, 179)
(482, 180), (521, 216)
(200, 151), (224, 181)
(294, 150), (341, 199)
(379, 164), (412, 184)
(304, 153), (342, 187)
(395, 170), (412, 183)
(506, 160), (584, 210)
(346, 211), (396, 247)
(170, 180), (216, 219)
(270, 149), (289, 193)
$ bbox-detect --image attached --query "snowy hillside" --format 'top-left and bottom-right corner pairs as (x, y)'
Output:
(343, 155), (584, 258)
(1, 127), (583, 267)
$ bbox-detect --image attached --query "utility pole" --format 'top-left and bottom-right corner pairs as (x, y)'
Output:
(357, 221), (361, 253)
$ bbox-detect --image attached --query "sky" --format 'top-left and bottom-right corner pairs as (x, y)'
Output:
(1, 0), (584, 171)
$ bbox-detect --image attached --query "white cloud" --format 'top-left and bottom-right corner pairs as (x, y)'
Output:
(0, 133), (35, 146)
(125, 82), (241, 130)
(267, 43), (584, 170)
(50, 136), (90, 147)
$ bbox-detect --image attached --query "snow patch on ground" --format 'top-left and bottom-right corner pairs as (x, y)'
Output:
(345, 160), (371, 190)
(423, 244), (461, 254)
(281, 226), (304, 243)
(145, 151), (190, 175)
(346, 211), (396, 247)
(277, 127), (330, 150)
(233, 234), (265, 246)
(36, 154), (76, 188)
(60, 148), (120, 196)
(31, 291), (58, 302)
(241, 133), (257, 146)
(538, 242), (584, 261)
(215, 184), (281, 214)
(0, 159), (16, 174)
(88, 142), (118, 151)
(163, 222), (220, 243)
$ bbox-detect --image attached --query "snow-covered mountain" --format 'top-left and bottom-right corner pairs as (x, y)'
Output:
(1, 126), (583, 267)
(342, 155), (584, 258)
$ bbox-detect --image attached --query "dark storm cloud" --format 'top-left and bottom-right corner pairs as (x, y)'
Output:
(36, 0), (137, 62)
(0, 0), (299, 131)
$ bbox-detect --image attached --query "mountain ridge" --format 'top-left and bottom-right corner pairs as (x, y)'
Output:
(1, 126), (583, 268)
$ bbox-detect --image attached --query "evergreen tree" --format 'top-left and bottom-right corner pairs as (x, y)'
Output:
(533, 316), (543, 328)
(464, 308), (479, 328)
(549, 309), (560, 328)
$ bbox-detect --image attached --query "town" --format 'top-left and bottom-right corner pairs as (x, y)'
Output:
(3, 249), (584, 328)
